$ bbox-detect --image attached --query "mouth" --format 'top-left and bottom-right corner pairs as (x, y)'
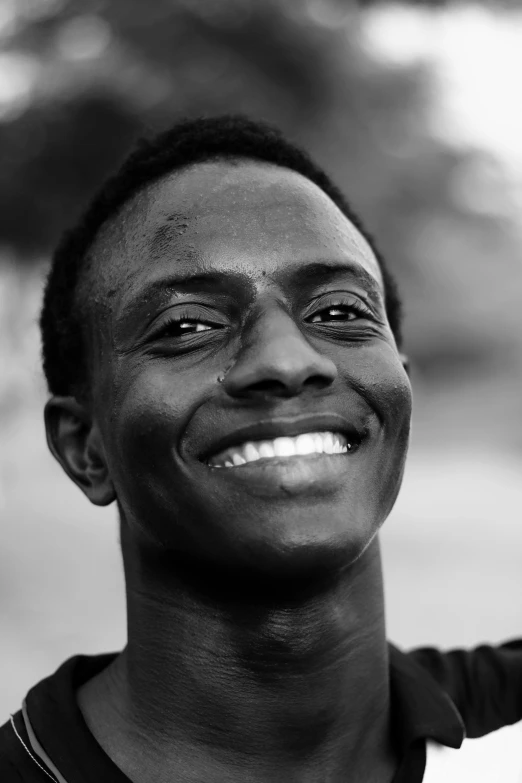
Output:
(200, 413), (367, 470)
(208, 430), (357, 468)
(197, 414), (368, 496)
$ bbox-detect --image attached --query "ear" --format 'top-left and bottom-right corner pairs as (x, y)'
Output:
(44, 397), (116, 506)
(399, 353), (410, 377)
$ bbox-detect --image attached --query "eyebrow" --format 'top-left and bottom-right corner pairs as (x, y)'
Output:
(291, 261), (382, 302)
(118, 272), (246, 323)
(118, 261), (383, 323)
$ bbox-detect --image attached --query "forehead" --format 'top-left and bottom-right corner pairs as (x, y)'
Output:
(90, 160), (383, 303)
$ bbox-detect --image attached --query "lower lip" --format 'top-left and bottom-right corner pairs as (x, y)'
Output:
(206, 450), (360, 497)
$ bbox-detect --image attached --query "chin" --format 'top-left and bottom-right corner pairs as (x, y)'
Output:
(119, 475), (389, 601)
(196, 509), (380, 600)
(248, 523), (376, 579)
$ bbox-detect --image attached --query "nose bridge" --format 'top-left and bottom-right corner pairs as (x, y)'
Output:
(246, 299), (301, 351)
(223, 300), (337, 397)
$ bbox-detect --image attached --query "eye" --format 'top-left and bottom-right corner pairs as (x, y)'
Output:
(152, 308), (225, 340)
(160, 317), (213, 336)
(307, 297), (373, 324)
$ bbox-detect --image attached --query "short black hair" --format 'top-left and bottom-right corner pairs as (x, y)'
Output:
(40, 114), (403, 398)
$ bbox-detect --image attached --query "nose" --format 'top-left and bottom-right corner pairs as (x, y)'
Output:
(222, 304), (338, 400)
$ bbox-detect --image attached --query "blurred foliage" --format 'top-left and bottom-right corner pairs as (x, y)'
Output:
(0, 0), (521, 379)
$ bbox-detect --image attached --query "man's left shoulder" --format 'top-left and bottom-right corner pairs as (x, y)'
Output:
(409, 638), (522, 738)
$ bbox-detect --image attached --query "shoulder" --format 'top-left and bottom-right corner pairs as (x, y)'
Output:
(0, 712), (42, 782)
(0, 652), (120, 782)
(408, 638), (522, 738)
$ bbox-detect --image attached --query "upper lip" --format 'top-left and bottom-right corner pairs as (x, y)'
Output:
(200, 413), (367, 462)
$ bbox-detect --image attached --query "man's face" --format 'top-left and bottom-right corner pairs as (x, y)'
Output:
(90, 160), (412, 580)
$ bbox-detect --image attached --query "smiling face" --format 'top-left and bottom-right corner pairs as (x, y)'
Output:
(86, 160), (412, 581)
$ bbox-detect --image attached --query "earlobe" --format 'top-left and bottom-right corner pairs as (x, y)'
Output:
(399, 354), (410, 377)
(44, 397), (116, 506)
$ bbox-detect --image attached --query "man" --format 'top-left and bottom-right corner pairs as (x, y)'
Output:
(1, 115), (520, 782)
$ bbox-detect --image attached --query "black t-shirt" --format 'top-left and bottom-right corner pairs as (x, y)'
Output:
(1, 640), (521, 782)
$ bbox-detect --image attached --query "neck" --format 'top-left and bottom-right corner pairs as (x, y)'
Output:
(78, 535), (397, 783)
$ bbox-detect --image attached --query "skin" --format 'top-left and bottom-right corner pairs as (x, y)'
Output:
(45, 160), (412, 783)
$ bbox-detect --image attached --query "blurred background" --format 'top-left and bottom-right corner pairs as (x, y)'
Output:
(1, 0), (521, 717)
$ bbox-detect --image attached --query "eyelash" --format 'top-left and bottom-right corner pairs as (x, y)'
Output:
(154, 297), (373, 340)
(307, 297), (374, 324)
(155, 310), (221, 338)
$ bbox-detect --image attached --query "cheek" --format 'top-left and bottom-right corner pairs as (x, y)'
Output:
(108, 363), (193, 479)
(380, 365), (412, 433)
(345, 345), (412, 435)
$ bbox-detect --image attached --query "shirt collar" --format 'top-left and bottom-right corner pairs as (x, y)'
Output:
(388, 642), (466, 751)
(24, 643), (466, 783)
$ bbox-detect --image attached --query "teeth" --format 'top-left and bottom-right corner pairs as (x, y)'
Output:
(244, 443), (259, 462)
(323, 432), (334, 453)
(258, 442), (274, 459)
(295, 434), (317, 455)
(314, 433), (324, 454)
(209, 431), (352, 468)
(273, 437), (295, 457)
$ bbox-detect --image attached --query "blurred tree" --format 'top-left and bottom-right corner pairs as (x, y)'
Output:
(0, 0), (428, 256)
(0, 94), (139, 254)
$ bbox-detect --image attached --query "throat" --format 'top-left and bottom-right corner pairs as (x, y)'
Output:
(78, 539), (394, 782)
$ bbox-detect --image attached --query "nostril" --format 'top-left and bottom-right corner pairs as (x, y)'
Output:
(304, 374), (333, 390)
(236, 374), (333, 398)
(246, 379), (290, 395)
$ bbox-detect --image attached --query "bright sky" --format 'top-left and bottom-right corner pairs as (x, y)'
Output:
(362, 3), (522, 175)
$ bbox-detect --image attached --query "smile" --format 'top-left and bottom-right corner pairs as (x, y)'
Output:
(208, 431), (352, 468)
